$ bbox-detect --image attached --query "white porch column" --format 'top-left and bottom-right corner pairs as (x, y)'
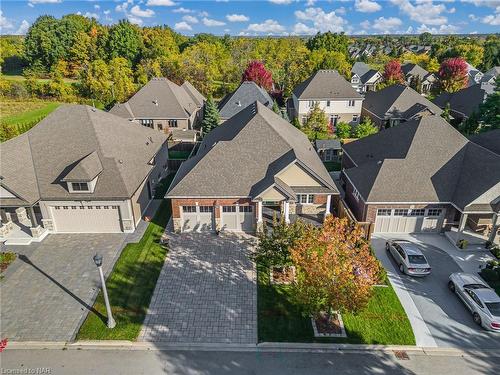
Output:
(324, 194), (332, 221)
(489, 213), (499, 243)
(284, 201), (290, 224)
(257, 201), (263, 223)
(458, 212), (468, 233)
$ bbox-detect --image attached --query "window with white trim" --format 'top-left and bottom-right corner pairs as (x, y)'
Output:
(410, 209), (425, 216)
(348, 100), (355, 107)
(427, 209), (442, 216)
(297, 194), (314, 204)
(352, 114), (359, 122)
(239, 206), (253, 213)
(326, 100), (331, 107)
(182, 206), (197, 213)
(223, 206), (237, 213)
(141, 119), (154, 128)
(199, 206), (213, 213)
(168, 119), (178, 128)
(71, 182), (90, 192)
(352, 188), (361, 202)
(377, 209), (392, 216)
(394, 209), (409, 216)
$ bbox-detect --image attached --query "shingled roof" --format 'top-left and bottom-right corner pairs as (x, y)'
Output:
(469, 129), (500, 156)
(109, 77), (203, 119)
(401, 63), (433, 81)
(218, 81), (273, 119)
(293, 70), (362, 100)
(343, 115), (500, 212)
(363, 84), (442, 120)
(351, 62), (380, 84)
(167, 102), (337, 198)
(433, 83), (492, 118)
(0, 105), (166, 206)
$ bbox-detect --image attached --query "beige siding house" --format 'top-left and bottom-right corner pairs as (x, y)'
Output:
(110, 78), (205, 141)
(0, 105), (169, 245)
(291, 70), (363, 128)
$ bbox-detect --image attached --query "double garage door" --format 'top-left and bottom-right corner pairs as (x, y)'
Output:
(51, 205), (122, 233)
(181, 205), (255, 232)
(374, 208), (445, 234)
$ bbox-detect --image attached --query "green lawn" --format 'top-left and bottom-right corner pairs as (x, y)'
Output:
(323, 161), (341, 172)
(1, 100), (61, 137)
(168, 150), (191, 160)
(1, 74), (77, 84)
(76, 199), (172, 340)
(258, 263), (415, 345)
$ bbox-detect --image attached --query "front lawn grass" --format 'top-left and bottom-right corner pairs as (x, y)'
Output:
(258, 263), (415, 345)
(76, 200), (171, 341)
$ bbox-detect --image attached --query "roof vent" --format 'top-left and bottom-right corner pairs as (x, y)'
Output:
(118, 159), (123, 164)
(153, 100), (158, 106)
(377, 160), (382, 165)
(91, 108), (96, 112)
(149, 136), (153, 143)
(236, 100), (241, 107)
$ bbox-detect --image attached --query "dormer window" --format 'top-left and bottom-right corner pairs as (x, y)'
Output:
(71, 182), (90, 192)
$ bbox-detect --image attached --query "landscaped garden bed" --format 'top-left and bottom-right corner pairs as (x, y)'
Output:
(270, 266), (295, 285)
(0, 251), (17, 277)
(77, 195), (173, 340)
(311, 311), (346, 338)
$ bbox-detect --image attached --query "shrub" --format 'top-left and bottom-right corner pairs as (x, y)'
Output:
(490, 246), (500, 259)
(456, 239), (468, 249)
(481, 268), (499, 282)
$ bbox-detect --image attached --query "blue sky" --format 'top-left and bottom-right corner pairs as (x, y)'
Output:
(1, 1), (499, 36)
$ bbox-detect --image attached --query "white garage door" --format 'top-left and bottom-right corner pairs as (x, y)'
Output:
(51, 205), (122, 233)
(374, 208), (444, 234)
(181, 205), (213, 232)
(221, 205), (255, 232)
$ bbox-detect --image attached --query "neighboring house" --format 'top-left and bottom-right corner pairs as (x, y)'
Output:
(314, 139), (342, 162)
(433, 83), (494, 122)
(291, 70), (363, 129)
(362, 84), (443, 129)
(401, 63), (437, 94)
(217, 81), (273, 122)
(469, 129), (500, 156)
(351, 62), (382, 93)
(109, 77), (205, 141)
(0, 105), (169, 245)
(166, 102), (339, 233)
(480, 66), (499, 85)
(466, 62), (484, 87)
(341, 115), (499, 240)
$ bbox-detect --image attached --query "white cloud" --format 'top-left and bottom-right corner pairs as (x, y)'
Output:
(173, 7), (192, 13)
(0, 10), (14, 31)
(128, 15), (144, 26)
(94, 4), (100, 10)
(390, 0), (449, 25)
(360, 20), (371, 29)
(482, 13), (500, 25)
(417, 23), (459, 33)
(202, 17), (226, 26)
(293, 22), (317, 34)
(354, 0), (382, 13)
(174, 21), (192, 31)
(295, 7), (347, 32)
(269, 0), (293, 4)
(182, 15), (198, 24)
(15, 20), (30, 35)
(104, 10), (111, 15)
(115, 0), (133, 13)
(336, 7), (346, 15)
(226, 14), (249, 22)
(130, 5), (155, 18)
(198, 11), (209, 17)
(77, 11), (100, 19)
(469, 14), (479, 21)
(306, 0), (316, 5)
(246, 19), (286, 33)
(371, 16), (402, 33)
(146, 0), (176, 6)
(405, 26), (414, 34)
(28, 0), (62, 5)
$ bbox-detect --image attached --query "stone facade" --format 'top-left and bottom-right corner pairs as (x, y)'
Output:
(290, 195), (328, 215)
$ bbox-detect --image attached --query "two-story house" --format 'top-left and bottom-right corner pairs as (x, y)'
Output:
(351, 62), (382, 93)
(109, 77), (205, 142)
(401, 63), (437, 94)
(291, 70), (364, 129)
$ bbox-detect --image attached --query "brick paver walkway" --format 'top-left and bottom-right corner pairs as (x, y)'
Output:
(139, 232), (257, 344)
(0, 233), (126, 341)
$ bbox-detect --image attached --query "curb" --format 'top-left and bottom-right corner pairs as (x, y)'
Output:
(5, 341), (500, 357)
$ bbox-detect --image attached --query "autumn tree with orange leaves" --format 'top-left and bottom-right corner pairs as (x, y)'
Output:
(290, 216), (382, 318)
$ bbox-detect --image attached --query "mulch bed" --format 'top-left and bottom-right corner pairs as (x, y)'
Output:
(314, 312), (342, 335)
(271, 266), (296, 284)
(0, 252), (17, 273)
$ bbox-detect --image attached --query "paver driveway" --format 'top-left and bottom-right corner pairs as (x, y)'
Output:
(139, 232), (257, 344)
(372, 234), (500, 349)
(1, 233), (126, 341)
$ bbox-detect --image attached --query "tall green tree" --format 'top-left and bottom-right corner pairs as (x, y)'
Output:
(306, 31), (349, 55)
(482, 36), (500, 71)
(201, 96), (220, 133)
(109, 57), (135, 103)
(336, 122), (352, 139)
(473, 79), (500, 133)
(304, 102), (328, 139)
(79, 59), (112, 104)
(107, 20), (143, 64)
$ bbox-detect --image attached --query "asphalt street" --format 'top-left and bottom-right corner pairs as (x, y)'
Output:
(1, 348), (499, 375)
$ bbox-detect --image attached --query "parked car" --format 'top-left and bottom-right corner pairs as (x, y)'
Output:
(385, 239), (432, 276)
(448, 272), (500, 332)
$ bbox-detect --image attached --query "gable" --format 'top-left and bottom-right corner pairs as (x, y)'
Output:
(277, 163), (322, 187)
(258, 186), (288, 201)
(0, 185), (18, 199)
